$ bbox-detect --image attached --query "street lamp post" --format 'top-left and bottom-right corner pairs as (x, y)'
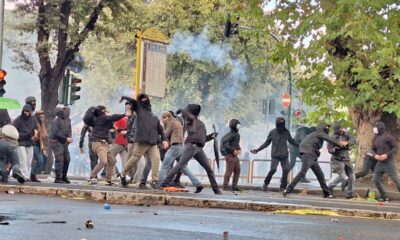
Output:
(267, 32), (292, 132)
(0, 0), (5, 69)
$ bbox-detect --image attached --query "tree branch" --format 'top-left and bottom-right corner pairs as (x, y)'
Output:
(36, 0), (51, 80)
(53, 0), (72, 73)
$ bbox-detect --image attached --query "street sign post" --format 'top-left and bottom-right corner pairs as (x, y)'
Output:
(135, 28), (168, 98)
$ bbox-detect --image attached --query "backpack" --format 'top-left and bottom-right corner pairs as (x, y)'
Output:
(83, 106), (97, 127)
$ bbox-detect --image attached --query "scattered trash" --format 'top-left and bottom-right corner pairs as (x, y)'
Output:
(38, 221), (67, 224)
(331, 218), (339, 223)
(299, 189), (308, 195)
(163, 186), (189, 192)
(104, 203), (111, 210)
(153, 211), (159, 215)
(146, 205), (151, 207)
(0, 221), (10, 225)
(61, 195), (86, 200)
(223, 231), (229, 240)
(85, 220), (95, 229)
(77, 227), (82, 230)
(5, 190), (14, 194)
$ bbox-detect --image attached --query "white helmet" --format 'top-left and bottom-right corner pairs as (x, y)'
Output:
(1, 124), (19, 141)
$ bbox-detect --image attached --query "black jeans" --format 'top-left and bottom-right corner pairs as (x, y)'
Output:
(373, 161), (400, 199)
(264, 156), (289, 189)
(161, 144), (219, 191)
(287, 154), (330, 196)
(51, 142), (70, 179)
(355, 154), (377, 179)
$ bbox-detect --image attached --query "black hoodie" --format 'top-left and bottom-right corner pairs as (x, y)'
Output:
(372, 122), (397, 162)
(327, 123), (355, 161)
(299, 123), (342, 158)
(220, 119), (241, 155)
(256, 117), (298, 158)
(13, 104), (38, 147)
(180, 104), (213, 147)
(50, 108), (69, 144)
(121, 95), (166, 145)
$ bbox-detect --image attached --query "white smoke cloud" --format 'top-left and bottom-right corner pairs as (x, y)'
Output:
(167, 28), (248, 101)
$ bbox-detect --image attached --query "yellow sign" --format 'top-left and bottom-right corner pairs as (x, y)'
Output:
(142, 28), (168, 44)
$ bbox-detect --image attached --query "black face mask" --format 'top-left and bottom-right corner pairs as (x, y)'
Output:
(277, 121), (286, 132)
(324, 127), (330, 134)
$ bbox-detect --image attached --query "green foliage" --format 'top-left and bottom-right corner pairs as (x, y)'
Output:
(80, 0), (289, 126)
(262, 0), (400, 123)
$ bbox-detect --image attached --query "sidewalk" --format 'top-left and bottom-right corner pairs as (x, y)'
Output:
(1, 177), (400, 220)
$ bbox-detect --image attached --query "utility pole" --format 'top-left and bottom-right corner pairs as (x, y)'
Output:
(0, 0), (5, 69)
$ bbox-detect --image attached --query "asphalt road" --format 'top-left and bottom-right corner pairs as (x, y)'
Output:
(1, 193), (399, 240)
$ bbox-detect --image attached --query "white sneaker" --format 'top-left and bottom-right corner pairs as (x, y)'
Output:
(88, 178), (98, 185)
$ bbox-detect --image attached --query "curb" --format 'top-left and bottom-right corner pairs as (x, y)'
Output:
(1, 184), (399, 220)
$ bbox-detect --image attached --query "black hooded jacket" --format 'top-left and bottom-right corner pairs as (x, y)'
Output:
(220, 119), (241, 155)
(91, 109), (125, 143)
(13, 105), (38, 147)
(121, 95), (166, 145)
(256, 117), (298, 158)
(50, 109), (69, 144)
(327, 123), (355, 161)
(299, 123), (342, 158)
(180, 104), (213, 147)
(372, 122), (397, 162)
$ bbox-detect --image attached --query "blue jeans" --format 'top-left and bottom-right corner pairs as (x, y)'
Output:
(31, 145), (44, 176)
(159, 144), (200, 187)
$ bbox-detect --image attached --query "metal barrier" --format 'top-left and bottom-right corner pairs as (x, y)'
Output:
(189, 158), (332, 184)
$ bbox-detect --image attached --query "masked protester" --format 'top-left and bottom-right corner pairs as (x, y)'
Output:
(158, 111), (202, 189)
(25, 96), (37, 113)
(160, 104), (222, 194)
(327, 123), (356, 199)
(119, 94), (168, 189)
(221, 119), (242, 191)
(371, 122), (400, 202)
(13, 104), (39, 179)
(50, 108), (72, 183)
(87, 105), (126, 185)
(30, 110), (48, 182)
(283, 123), (348, 198)
(0, 125), (25, 184)
(288, 125), (316, 183)
(251, 117), (298, 192)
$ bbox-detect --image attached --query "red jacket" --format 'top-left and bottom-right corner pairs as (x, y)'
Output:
(114, 117), (128, 145)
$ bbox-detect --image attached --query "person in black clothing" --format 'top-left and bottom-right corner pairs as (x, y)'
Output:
(283, 123), (347, 198)
(13, 104), (39, 179)
(221, 119), (242, 191)
(371, 122), (400, 202)
(355, 154), (377, 179)
(160, 104), (222, 195)
(79, 124), (98, 171)
(88, 105), (126, 185)
(251, 117), (298, 192)
(50, 108), (72, 183)
(25, 96), (37, 113)
(119, 94), (168, 188)
(327, 123), (356, 199)
(0, 125), (25, 184)
(288, 125), (316, 183)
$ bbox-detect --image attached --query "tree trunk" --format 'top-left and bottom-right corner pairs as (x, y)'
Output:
(349, 107), (381, 172)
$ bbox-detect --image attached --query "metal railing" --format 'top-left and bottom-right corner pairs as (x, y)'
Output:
(189, 158), (332, 184)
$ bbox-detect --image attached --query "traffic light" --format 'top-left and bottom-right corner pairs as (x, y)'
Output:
(224, 14), (232, 38)
(224, 14), (239, 38)
(0, 69), (7, 97)
(69, 75), (82, 104)
(58, 73), (69, 105)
